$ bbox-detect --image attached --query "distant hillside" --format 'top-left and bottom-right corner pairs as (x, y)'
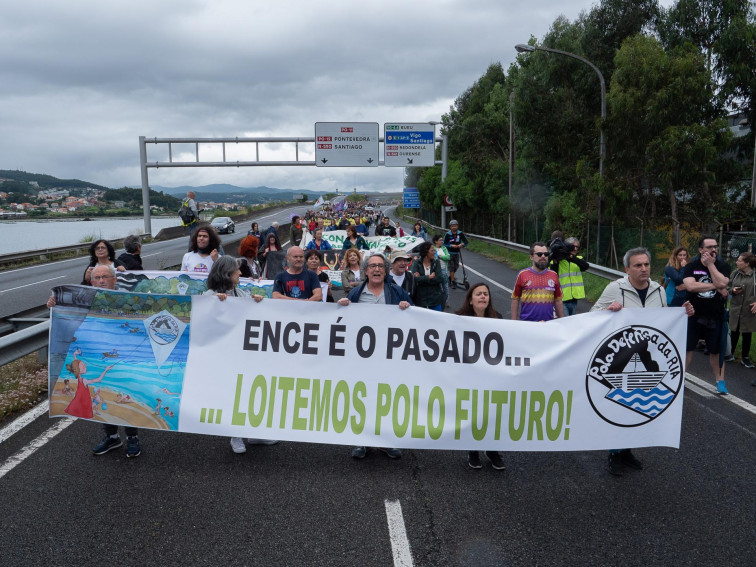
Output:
(153, 184), (325, 204)
(0, 169), (110, 192)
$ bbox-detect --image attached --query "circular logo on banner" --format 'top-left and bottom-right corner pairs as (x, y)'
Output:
(147, 313), (181, 346)
(585, 325), (683, 427)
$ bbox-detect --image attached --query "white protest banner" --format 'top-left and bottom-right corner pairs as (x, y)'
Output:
(179, 299), (686, 451)
(302, 230), (423, 253)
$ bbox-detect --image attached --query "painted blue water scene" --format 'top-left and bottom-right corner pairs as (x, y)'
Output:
(599, 352), (676, 419)
(49, 294), (191, 431)
(605, 386), (675, 418)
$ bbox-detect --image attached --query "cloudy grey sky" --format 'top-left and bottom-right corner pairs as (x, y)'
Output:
(0, 0), (671, 193)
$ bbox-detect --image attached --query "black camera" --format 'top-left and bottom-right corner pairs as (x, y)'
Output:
(549, 238), (575, 263)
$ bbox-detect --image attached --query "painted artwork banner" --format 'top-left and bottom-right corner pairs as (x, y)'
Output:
(116, 270), (274, 297)
(48, 287), (687, 451)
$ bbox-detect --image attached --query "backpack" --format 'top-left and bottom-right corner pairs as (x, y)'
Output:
(179, 201), (196, 224)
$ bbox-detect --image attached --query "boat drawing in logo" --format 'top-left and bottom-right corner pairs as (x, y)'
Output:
(602, 354), (667, 391)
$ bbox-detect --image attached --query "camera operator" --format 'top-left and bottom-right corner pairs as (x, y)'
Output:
(549, 235), (589, 316)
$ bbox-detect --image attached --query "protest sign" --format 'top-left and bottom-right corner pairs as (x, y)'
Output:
(49, 288), (687, 451)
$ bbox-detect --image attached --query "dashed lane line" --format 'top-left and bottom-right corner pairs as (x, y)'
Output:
(385, 499), (414, 567)
(460, 264), (513, 293)
(0, 275), (65, 293)
(0, 416), (74, 480)
(0, 401), (49, 444)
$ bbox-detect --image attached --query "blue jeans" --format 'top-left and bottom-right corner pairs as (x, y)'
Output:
(563, 299), (578, 316)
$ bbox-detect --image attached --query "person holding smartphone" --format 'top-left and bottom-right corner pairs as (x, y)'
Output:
(682, 236), (731, 394)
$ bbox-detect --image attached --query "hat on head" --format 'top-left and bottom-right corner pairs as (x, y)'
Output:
(449, 219), (459, 226)
(391, 251), (411, 262)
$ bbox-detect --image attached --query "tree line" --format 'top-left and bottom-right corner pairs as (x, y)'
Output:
(411, 0), (755, 255)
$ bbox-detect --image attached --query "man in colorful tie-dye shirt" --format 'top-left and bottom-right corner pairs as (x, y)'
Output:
(511, 242), (564, 321)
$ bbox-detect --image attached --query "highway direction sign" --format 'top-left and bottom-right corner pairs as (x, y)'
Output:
(315, 122), (379, 167)
(384, 123), (436, 167)
(403, 187), (420, 209)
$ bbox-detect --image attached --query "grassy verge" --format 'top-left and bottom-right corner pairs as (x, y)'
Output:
(0, 354), (48, 421)
(465, 240), (609, 304)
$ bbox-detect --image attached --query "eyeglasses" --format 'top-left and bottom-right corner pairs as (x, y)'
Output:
(533, 252), (549, 257)
(366, 264), (385, 270)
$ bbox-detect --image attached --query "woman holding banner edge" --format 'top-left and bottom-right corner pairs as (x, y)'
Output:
(203, 256), (264, 454)
(455, 283), (506, 471)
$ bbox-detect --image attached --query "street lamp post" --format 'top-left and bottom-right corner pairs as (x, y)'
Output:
(515, 43), (606, 263)
(509, 91), (514, 242)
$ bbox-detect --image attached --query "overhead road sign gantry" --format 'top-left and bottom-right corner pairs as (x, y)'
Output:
(315, 122), (379, 167)
(384, 123), (436, 167)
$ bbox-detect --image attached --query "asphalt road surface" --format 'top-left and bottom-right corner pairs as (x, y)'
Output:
(1, 214), (755, 566)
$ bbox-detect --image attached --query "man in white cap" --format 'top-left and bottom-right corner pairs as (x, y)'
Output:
(388, 250), (416, 303)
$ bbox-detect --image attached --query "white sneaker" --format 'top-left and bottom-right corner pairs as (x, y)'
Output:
(230, 437), (246, 454)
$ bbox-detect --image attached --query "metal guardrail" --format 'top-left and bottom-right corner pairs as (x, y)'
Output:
(0, 235), (150, 268)
(0, 320), (50, 367)
(409, 216), (626, 281)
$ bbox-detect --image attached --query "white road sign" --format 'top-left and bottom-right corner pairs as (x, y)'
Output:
(315, 122), (379, 167)
(384, 123), (436, 167)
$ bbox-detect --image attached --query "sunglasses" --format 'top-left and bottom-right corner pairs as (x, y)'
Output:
(533, 252), (549, 257)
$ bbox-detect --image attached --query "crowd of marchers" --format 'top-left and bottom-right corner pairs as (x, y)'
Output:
(46, 212), (753, 476)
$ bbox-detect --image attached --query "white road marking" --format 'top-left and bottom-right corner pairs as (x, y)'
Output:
(686, 372), (756, 415)
(0, 401), (49, 444)
(461, 264), (513, 293)
(687, 396), (756, 440)
(0, 275), (65, 293)
(385, 499), (413, 567)
(0, 416), (75, 480)
(684, 381), (715, 399)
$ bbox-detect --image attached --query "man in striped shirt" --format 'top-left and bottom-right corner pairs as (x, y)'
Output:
(511, 242), (564, 321)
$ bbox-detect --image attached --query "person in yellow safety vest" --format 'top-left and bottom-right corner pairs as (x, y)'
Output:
(551, 237), (589, 316)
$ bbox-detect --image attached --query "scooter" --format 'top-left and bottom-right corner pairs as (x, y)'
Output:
(453, 249), (470, 290)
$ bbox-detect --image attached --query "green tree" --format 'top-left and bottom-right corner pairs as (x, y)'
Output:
(606, 34), (733, 240)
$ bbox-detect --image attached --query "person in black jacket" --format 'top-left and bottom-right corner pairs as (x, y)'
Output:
(375, 216), (397, 237)
(117, 235), (143, 270)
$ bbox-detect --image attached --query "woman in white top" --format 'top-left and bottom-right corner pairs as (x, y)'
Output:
(181, 227), (221, 274)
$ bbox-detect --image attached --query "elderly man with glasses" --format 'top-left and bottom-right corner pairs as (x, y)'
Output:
(511, 241), (564, 322)
(47, 264), (143, 458)
(337, 253), (413, 459)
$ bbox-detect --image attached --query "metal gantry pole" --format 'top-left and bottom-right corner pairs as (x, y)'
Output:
(138, 136), (152, 236)
(751, 127), (756, 207)
(509, 91), (515, 242)
(441, 134), (448, 229)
